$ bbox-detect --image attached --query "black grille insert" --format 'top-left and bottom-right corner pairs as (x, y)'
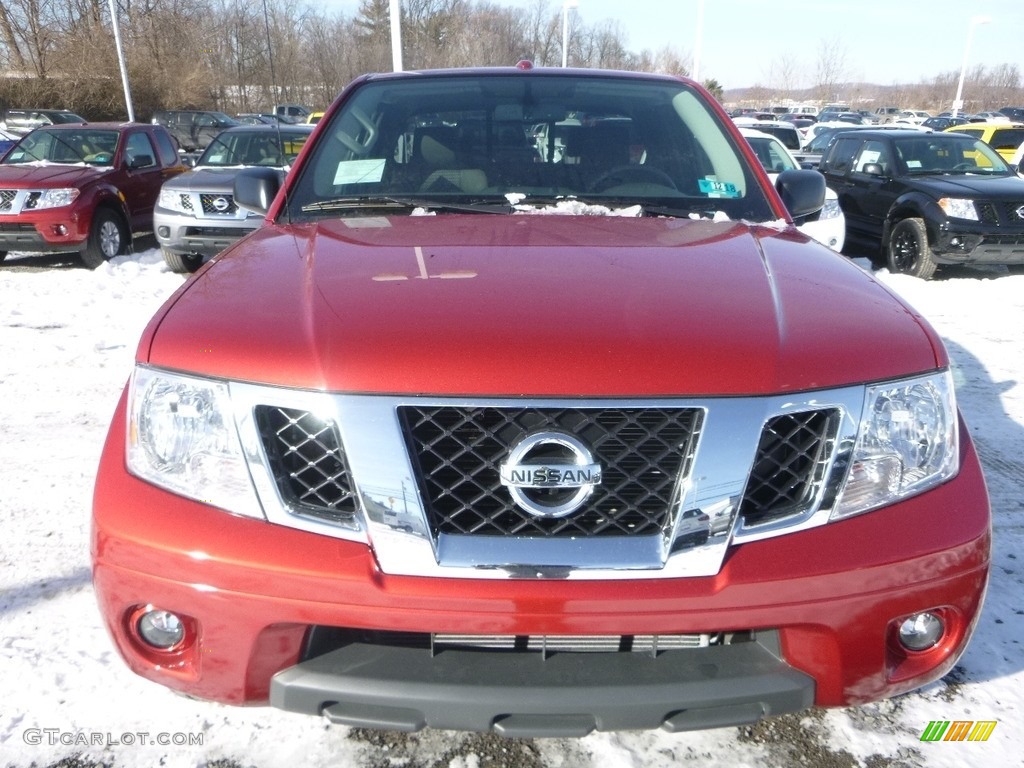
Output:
(738, 409), (839, 527)
(400, 406), (703, 538)
(255, 406), (358, 522)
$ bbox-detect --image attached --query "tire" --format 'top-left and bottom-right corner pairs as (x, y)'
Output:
(162, 247), (203, 274)
(887, 217), (937, 280)
(0, 251), (7, 263)
(81, 208), (128, 269)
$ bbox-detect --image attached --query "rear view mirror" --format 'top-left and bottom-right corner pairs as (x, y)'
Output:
(234, 167), (283, 215)
(775, 169), (825, 220)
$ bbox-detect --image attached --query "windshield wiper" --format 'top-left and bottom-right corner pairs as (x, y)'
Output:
(300, 196), (512, 214)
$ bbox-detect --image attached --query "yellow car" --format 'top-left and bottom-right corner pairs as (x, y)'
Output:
(944, 122), (1024, 162)
(306, 111), (324, 125)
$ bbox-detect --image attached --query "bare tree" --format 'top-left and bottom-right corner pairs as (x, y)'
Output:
(813, 37), (848, 105)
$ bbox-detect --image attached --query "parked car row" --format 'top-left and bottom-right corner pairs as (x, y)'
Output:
(0, 118), (314, 271)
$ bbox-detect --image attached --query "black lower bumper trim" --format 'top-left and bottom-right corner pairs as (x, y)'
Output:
(270, 631), (815, 736)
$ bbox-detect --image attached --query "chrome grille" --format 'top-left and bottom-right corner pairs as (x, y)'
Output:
(179, 194), (194, 212)
(738, 409), (840, 527)
(0, 190), (15, 211)
(255, 405), (358, 522)
(400, 406), (703, 538)
(200, 193), (237, 215)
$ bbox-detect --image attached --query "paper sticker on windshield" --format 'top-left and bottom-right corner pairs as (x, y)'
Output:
(699, 178), (740, 198)
(334, 159), (386, 185)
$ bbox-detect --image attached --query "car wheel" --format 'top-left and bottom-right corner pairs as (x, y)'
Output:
(162, 247), (204, 274)
(81, 208), (128, 269)
(887, 218), (937, 280)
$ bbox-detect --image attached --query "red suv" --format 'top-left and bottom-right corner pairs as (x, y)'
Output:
(92, 66), (990, 736)
(0, 122), (185, 267)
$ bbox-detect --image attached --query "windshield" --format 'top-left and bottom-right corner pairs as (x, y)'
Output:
(894, 136), (1011, 175)
(2, 128), (119, 166)
(745, 136), (798, 174)
(197, 129), (311, 168)
(286, 71), (774, 221)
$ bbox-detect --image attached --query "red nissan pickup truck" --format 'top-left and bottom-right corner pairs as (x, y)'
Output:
(92, 65), (990, 737)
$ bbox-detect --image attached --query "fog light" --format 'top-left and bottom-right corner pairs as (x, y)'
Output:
(137, 609), (185, 649)
(898, 612), (944, 651)
(157, 226), (170, 238)
(52, 224), (68, 236)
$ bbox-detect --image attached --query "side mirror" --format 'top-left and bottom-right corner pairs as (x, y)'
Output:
(128, 154), (154, 169)
(776, 169), (825, 220)
(862, 162), (885, 176)
(234, 167), (283, 215)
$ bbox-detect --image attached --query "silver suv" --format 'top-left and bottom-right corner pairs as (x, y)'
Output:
(153, 124), (313, 272)
(0, 108), (86, 135)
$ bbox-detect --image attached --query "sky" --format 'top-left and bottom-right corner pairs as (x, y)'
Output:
(318, 0), (1024, 91)
(1, 245), (1022, 767)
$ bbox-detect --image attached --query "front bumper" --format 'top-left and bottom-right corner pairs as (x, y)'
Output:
(932, 223), (1024, 266)
(0, 208), (89, 253)
(153, 206), (260, 257)
(92, 395), (990, 735)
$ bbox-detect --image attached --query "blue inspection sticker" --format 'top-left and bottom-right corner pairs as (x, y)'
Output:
(698, 178), (740, 198)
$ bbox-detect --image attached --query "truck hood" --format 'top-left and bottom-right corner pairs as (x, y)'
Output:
(0, 163), (102, 187)
(143, 215), (944, 396)
(909, 173), (1024, 200)
(161, 167), (253, 194)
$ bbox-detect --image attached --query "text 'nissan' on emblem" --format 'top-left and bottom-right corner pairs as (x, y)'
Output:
(1016, 205), (1024, 220)
(212, 196), (230, 212)
(499, 431), (602, 519)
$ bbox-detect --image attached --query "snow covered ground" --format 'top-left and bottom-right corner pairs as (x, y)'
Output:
(1, 248), (1021, 768)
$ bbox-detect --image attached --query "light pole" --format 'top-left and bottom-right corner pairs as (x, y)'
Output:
(561, 0), (579, 68)
(107, 0), (135, 122)
(389, 0), (403, 72)
(952, 15), (991, 118)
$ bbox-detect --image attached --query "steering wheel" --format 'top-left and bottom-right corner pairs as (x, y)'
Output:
(950, 162), (975, 171)
(84, 152), (113, 164)
(589, 165), (678, 192)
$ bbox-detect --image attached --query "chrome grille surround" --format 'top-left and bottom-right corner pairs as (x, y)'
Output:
(228, 385), (868, 580)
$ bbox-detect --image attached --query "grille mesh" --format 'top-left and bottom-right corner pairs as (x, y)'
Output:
(0, 190), (15, 211)
(255, 406), (357, 522)
(998, 201), (1024, 223)
(400, 406), (703, 538)
(738, 409), (839, 527)
(200, 193), (237, 215)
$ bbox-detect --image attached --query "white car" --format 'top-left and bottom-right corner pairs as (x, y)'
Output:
(740, 127), (845, 252)
(1013, 141), (1024, 177)
(894, 110), (932, 125)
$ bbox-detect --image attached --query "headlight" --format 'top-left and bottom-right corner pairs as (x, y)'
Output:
(158, 188), (193, 214)
(127, 367), (263, 518)
(819, 197), (843, 220)
(937, 197), (978, 221)
(832, 371), (958, 520)
(31, 188), (79, 209)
